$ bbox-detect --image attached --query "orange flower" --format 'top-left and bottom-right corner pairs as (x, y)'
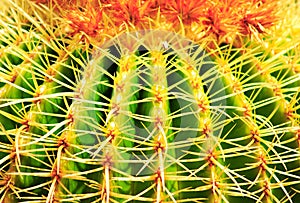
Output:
(109, 0), (154, 27)
(30, 0), (280, 43)
(200, 0), (279, 43)
(30, 0), (105, 37)
(160, 0), (206, 25)
(238, 0), (279, 36)
(66, 6), (103, 37)
(201, 1), (239, 40)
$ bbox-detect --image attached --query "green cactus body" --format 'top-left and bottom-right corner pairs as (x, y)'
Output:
(1, 0), (300, 202)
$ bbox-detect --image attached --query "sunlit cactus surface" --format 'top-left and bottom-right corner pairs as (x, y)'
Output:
(0, 0), (300, 202)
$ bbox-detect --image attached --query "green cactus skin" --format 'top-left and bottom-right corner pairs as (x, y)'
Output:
(1, 0), (300, 203)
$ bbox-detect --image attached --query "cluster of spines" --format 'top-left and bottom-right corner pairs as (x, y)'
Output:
(32, 0), (280, 45)
(0, 2), (89, 202)
(0, 0), (300, 202)
(70, 31), (300, 202)
(213, 38), (300, 202)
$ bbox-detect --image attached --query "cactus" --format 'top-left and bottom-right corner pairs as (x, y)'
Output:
(0, 0), (300, 202)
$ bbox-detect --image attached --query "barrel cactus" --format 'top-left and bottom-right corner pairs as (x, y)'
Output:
(0, 0), (300, 202)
